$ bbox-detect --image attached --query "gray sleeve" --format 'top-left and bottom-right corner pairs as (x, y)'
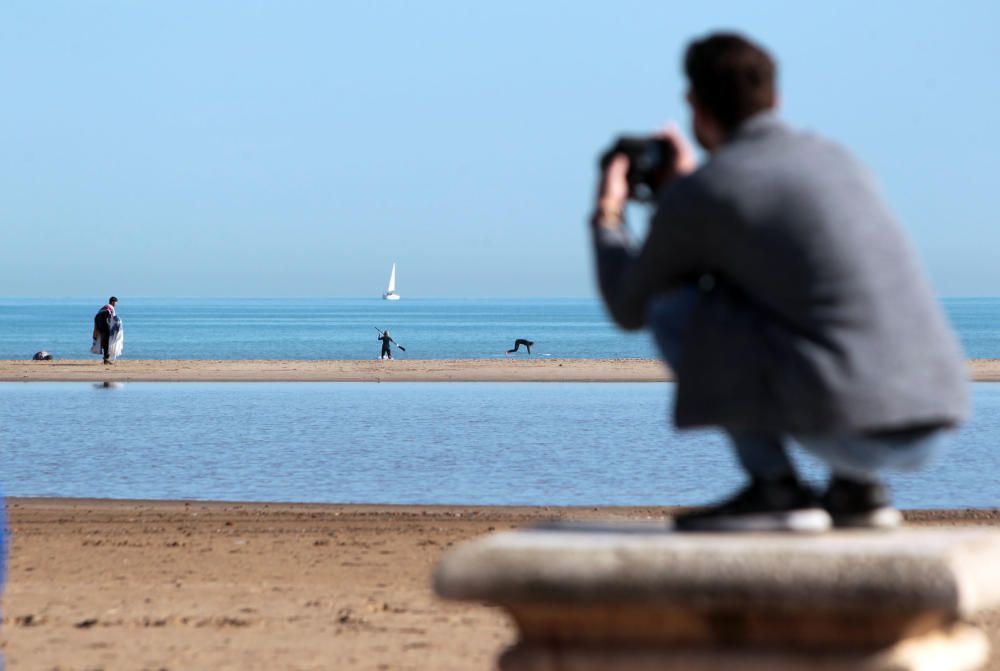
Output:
(591, 181), (706, 330)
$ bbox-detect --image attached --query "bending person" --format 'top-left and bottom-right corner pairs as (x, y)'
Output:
(92, 296), (118, 365)
(506, 339), (534, 355)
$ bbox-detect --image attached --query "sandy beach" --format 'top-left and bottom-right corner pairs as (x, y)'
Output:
(0, 358), (669, 382)
(1, 500), (999, 670)
(3, 361), (999, 667)
(2, 357), (1000, 382)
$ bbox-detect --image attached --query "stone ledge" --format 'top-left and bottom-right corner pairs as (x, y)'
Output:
(498, 624), (988, 671)
(434, 523), (1000, 620)
(435, 523), (1000, 669)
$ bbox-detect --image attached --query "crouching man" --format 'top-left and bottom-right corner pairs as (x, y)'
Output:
(591, 32), (967, 532)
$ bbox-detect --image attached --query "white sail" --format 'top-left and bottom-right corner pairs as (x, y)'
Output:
(383, 263), (400, 300)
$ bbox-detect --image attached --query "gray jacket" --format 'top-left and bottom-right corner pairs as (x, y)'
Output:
(594, 113), (968, 433)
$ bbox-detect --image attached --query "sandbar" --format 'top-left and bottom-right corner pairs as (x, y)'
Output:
(4, 499), (1000, 669)
(1, 358), (999, 382)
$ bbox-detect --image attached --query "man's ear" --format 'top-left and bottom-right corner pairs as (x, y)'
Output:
(687, 92), (710, 120)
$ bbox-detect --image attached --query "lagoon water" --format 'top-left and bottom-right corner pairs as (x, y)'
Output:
(1, 381), (998, 508)
(1, 297), (999, 360)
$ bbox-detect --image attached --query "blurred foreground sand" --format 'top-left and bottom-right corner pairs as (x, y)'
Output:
(3, 500), (1000, 670)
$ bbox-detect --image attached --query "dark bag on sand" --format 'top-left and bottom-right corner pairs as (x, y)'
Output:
(32, 351), (53, 361)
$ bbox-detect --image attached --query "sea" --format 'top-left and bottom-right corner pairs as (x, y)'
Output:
(0, 296), (999, 360)
(1, 297), (999, 507)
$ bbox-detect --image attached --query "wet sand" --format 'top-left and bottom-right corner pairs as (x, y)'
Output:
(3, 499), (1000, 670)
(1, 358), (999, 382)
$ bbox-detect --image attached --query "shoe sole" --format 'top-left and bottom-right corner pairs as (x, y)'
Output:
(831, 506), (902, 530)
(672, 508), (832, 533)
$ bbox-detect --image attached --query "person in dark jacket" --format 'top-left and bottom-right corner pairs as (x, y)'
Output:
(591, 33), (967, 532)
(378, 330), (396, 360)
(93, 296), (118, 365)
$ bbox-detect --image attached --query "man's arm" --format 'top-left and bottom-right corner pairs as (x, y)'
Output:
(592, 198), (703, 330)
(590, 130), (703, 330)
(592, 222), (653, 330)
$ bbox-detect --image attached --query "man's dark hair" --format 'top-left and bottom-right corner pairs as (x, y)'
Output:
(684, 33), (776, 132)
(109, 296), (118, 304)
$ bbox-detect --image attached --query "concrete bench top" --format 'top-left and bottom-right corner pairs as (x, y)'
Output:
(434, 522), (1000, 618)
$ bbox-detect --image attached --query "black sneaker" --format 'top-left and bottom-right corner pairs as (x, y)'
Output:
(822, 477), (902, 530)
(672, 477), (831, 533)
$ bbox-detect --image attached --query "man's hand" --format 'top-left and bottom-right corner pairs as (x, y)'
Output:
(592, 124), (698, 229)
(593, 154), (630, 229)
(657, 123), (698, 181)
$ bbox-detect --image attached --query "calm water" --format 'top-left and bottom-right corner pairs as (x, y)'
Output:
(1, 382), (998, 508)
(1, 297), (998, 360)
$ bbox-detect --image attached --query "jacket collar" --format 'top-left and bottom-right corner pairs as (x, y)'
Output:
(727, 110), (784, 143)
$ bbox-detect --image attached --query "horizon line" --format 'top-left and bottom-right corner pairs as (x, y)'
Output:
(0, 295), (602, 301)
(1, 294), (997, 301)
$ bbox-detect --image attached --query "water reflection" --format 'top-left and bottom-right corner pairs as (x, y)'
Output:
(92, 381), (124, 390)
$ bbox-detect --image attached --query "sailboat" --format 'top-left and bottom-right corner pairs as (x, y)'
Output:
(383, 263), (401, 301)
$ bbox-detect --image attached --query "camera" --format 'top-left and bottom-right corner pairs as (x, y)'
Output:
(599, 136), (676, 202)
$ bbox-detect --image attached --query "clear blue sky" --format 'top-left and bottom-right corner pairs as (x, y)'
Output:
(2, 2), (998, 298)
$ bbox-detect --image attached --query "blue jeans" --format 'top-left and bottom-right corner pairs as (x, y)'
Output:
(648, 288), (947, 483)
